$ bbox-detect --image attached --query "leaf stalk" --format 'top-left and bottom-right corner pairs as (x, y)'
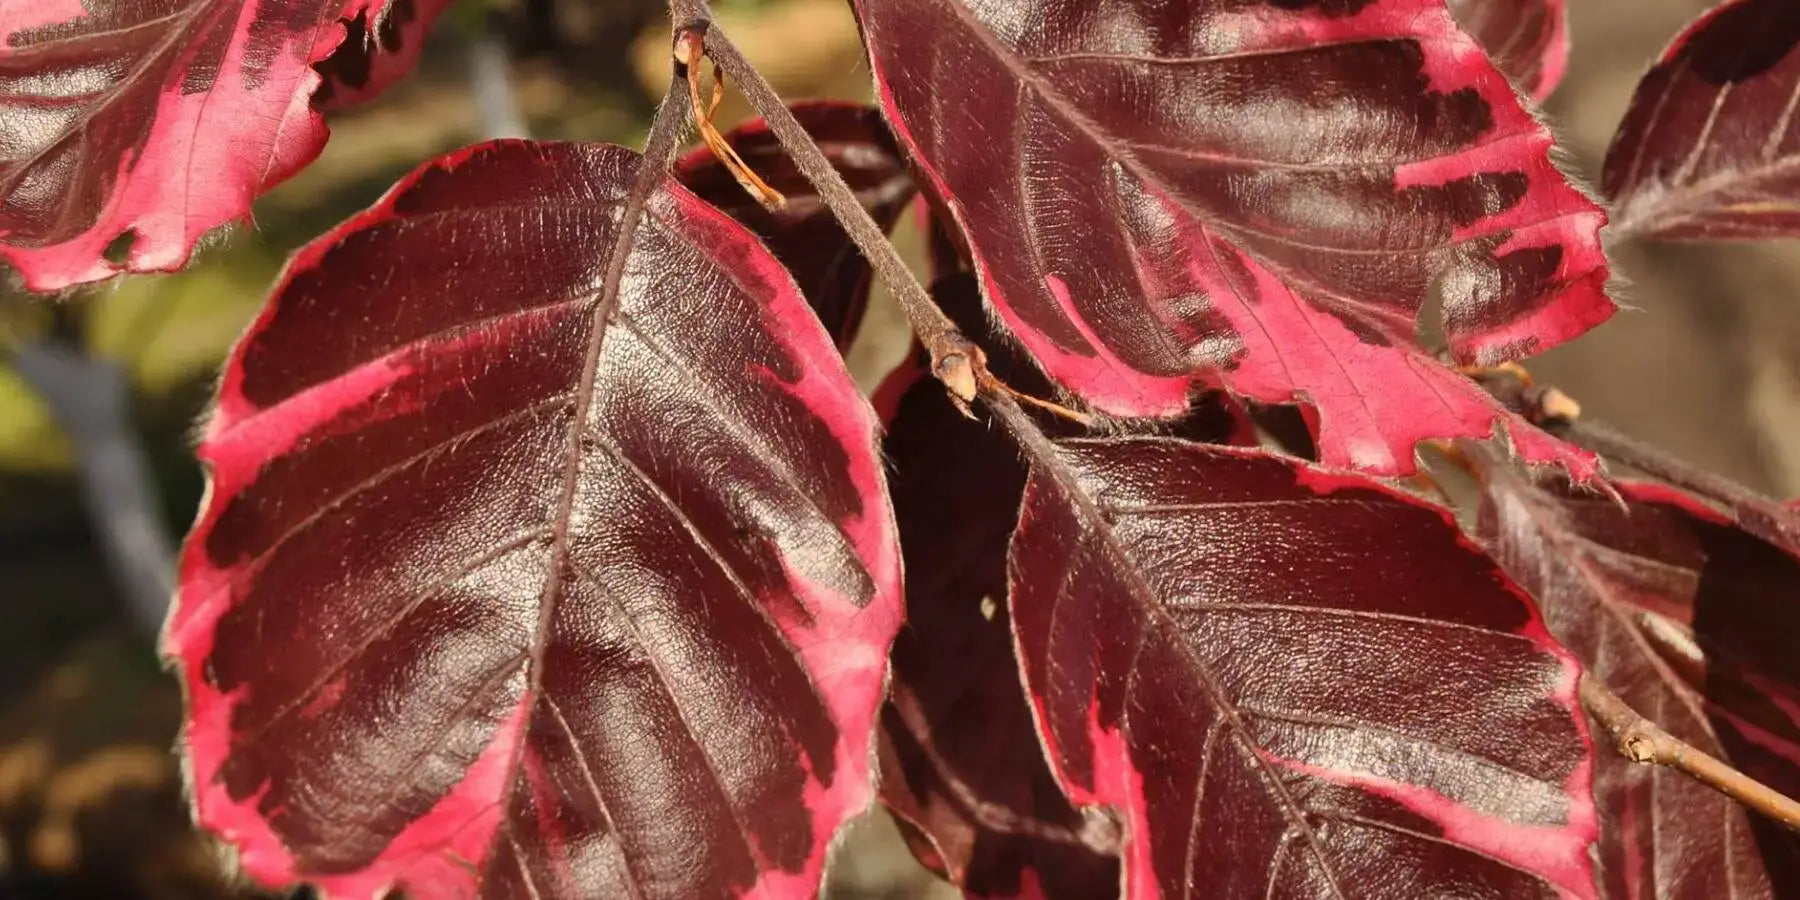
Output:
(1556, 417), (1793, 524)
(666, 6), (983, 404)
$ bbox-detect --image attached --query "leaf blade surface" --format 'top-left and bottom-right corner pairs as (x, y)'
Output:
(0, 0), (447, 290)
(854, 0), (1613, 476)
(164, 140), (900, 899)
(1010, 438), (1599, 898)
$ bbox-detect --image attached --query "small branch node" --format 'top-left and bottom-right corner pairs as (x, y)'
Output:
(1620, 730), (1659, 765)
(1534, 385), (1582, 424)
(931, 342), (981, 405)
(672, 25), (702, 67)
(1582, 676), (1800, 833)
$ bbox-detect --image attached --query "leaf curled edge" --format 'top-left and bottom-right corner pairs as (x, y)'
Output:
(1602, 0), (1800, 240)
(1448, 0), (1570, 102)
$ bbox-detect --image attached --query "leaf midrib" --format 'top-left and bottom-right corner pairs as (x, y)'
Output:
(1031, 441), (1352, 899)
(922, 0), (1520, 324)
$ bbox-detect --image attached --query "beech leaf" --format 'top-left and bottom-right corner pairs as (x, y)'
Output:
(1601, 0), (1800, 240)
(676, 101), (915, 349)
(878, 325), (1121, 899)
(875, 271), (1136, 897)
(1010, 438), (1599, 899)
(163, 141), (901, 898)
(854, 0), (1613, 477)
(1479, 464), (1800, 897)
(1447, 0), (1570, 102)
(0, 0), (449, 291)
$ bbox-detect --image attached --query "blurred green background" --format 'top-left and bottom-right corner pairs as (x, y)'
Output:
(0, 0), (1795, 897)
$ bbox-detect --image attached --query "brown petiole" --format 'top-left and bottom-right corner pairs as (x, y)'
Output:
(674, 30), (785, 211)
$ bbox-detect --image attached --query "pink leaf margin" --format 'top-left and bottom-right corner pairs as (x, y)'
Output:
(863, 1), (1610, 478)
(1, 0), (450, 292)
(1010, 447), (1600, 900)
(163, 140), (903, 898)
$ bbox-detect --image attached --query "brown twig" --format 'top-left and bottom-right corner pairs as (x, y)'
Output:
(1556, 417), (1782, 515)
(974, 368), (1094, 427)
(1581, 677), (1800, 833)
(666, 7), (983, 403)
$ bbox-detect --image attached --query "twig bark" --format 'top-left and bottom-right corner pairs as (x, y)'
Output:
(1581, 676), (1800, 833)
(665, 5), (983, 403)
(1556, 417), (1788, 519)
(11, 342), (174, 639)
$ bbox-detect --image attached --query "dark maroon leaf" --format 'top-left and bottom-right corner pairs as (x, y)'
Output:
(1602, 0), (1800, 240)
(878, 314), (1121, 899)
(677, 101), (915, 348)
(1009, 437), (1598, 899)
(0, 0), (449, 291)
(854, 0), (1613, 478)
(1478, 463), (1800, 898)
(1447, 0), (1570, 102)
(162, 141), (901, 898)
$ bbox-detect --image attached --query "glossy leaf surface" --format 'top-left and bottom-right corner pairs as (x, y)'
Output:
(1602, 0), (1800, 240)
(878, 329), (1121, 899)
(1447, 0), (1570, 102)
(164, 141), (901, 899)
(855, 0), (1613, 477)
(1010, 438), (1598, 899)
(1480, 465), (1800, 898)
(0, 0), (448, 291)
(677, 101), (915, 348)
